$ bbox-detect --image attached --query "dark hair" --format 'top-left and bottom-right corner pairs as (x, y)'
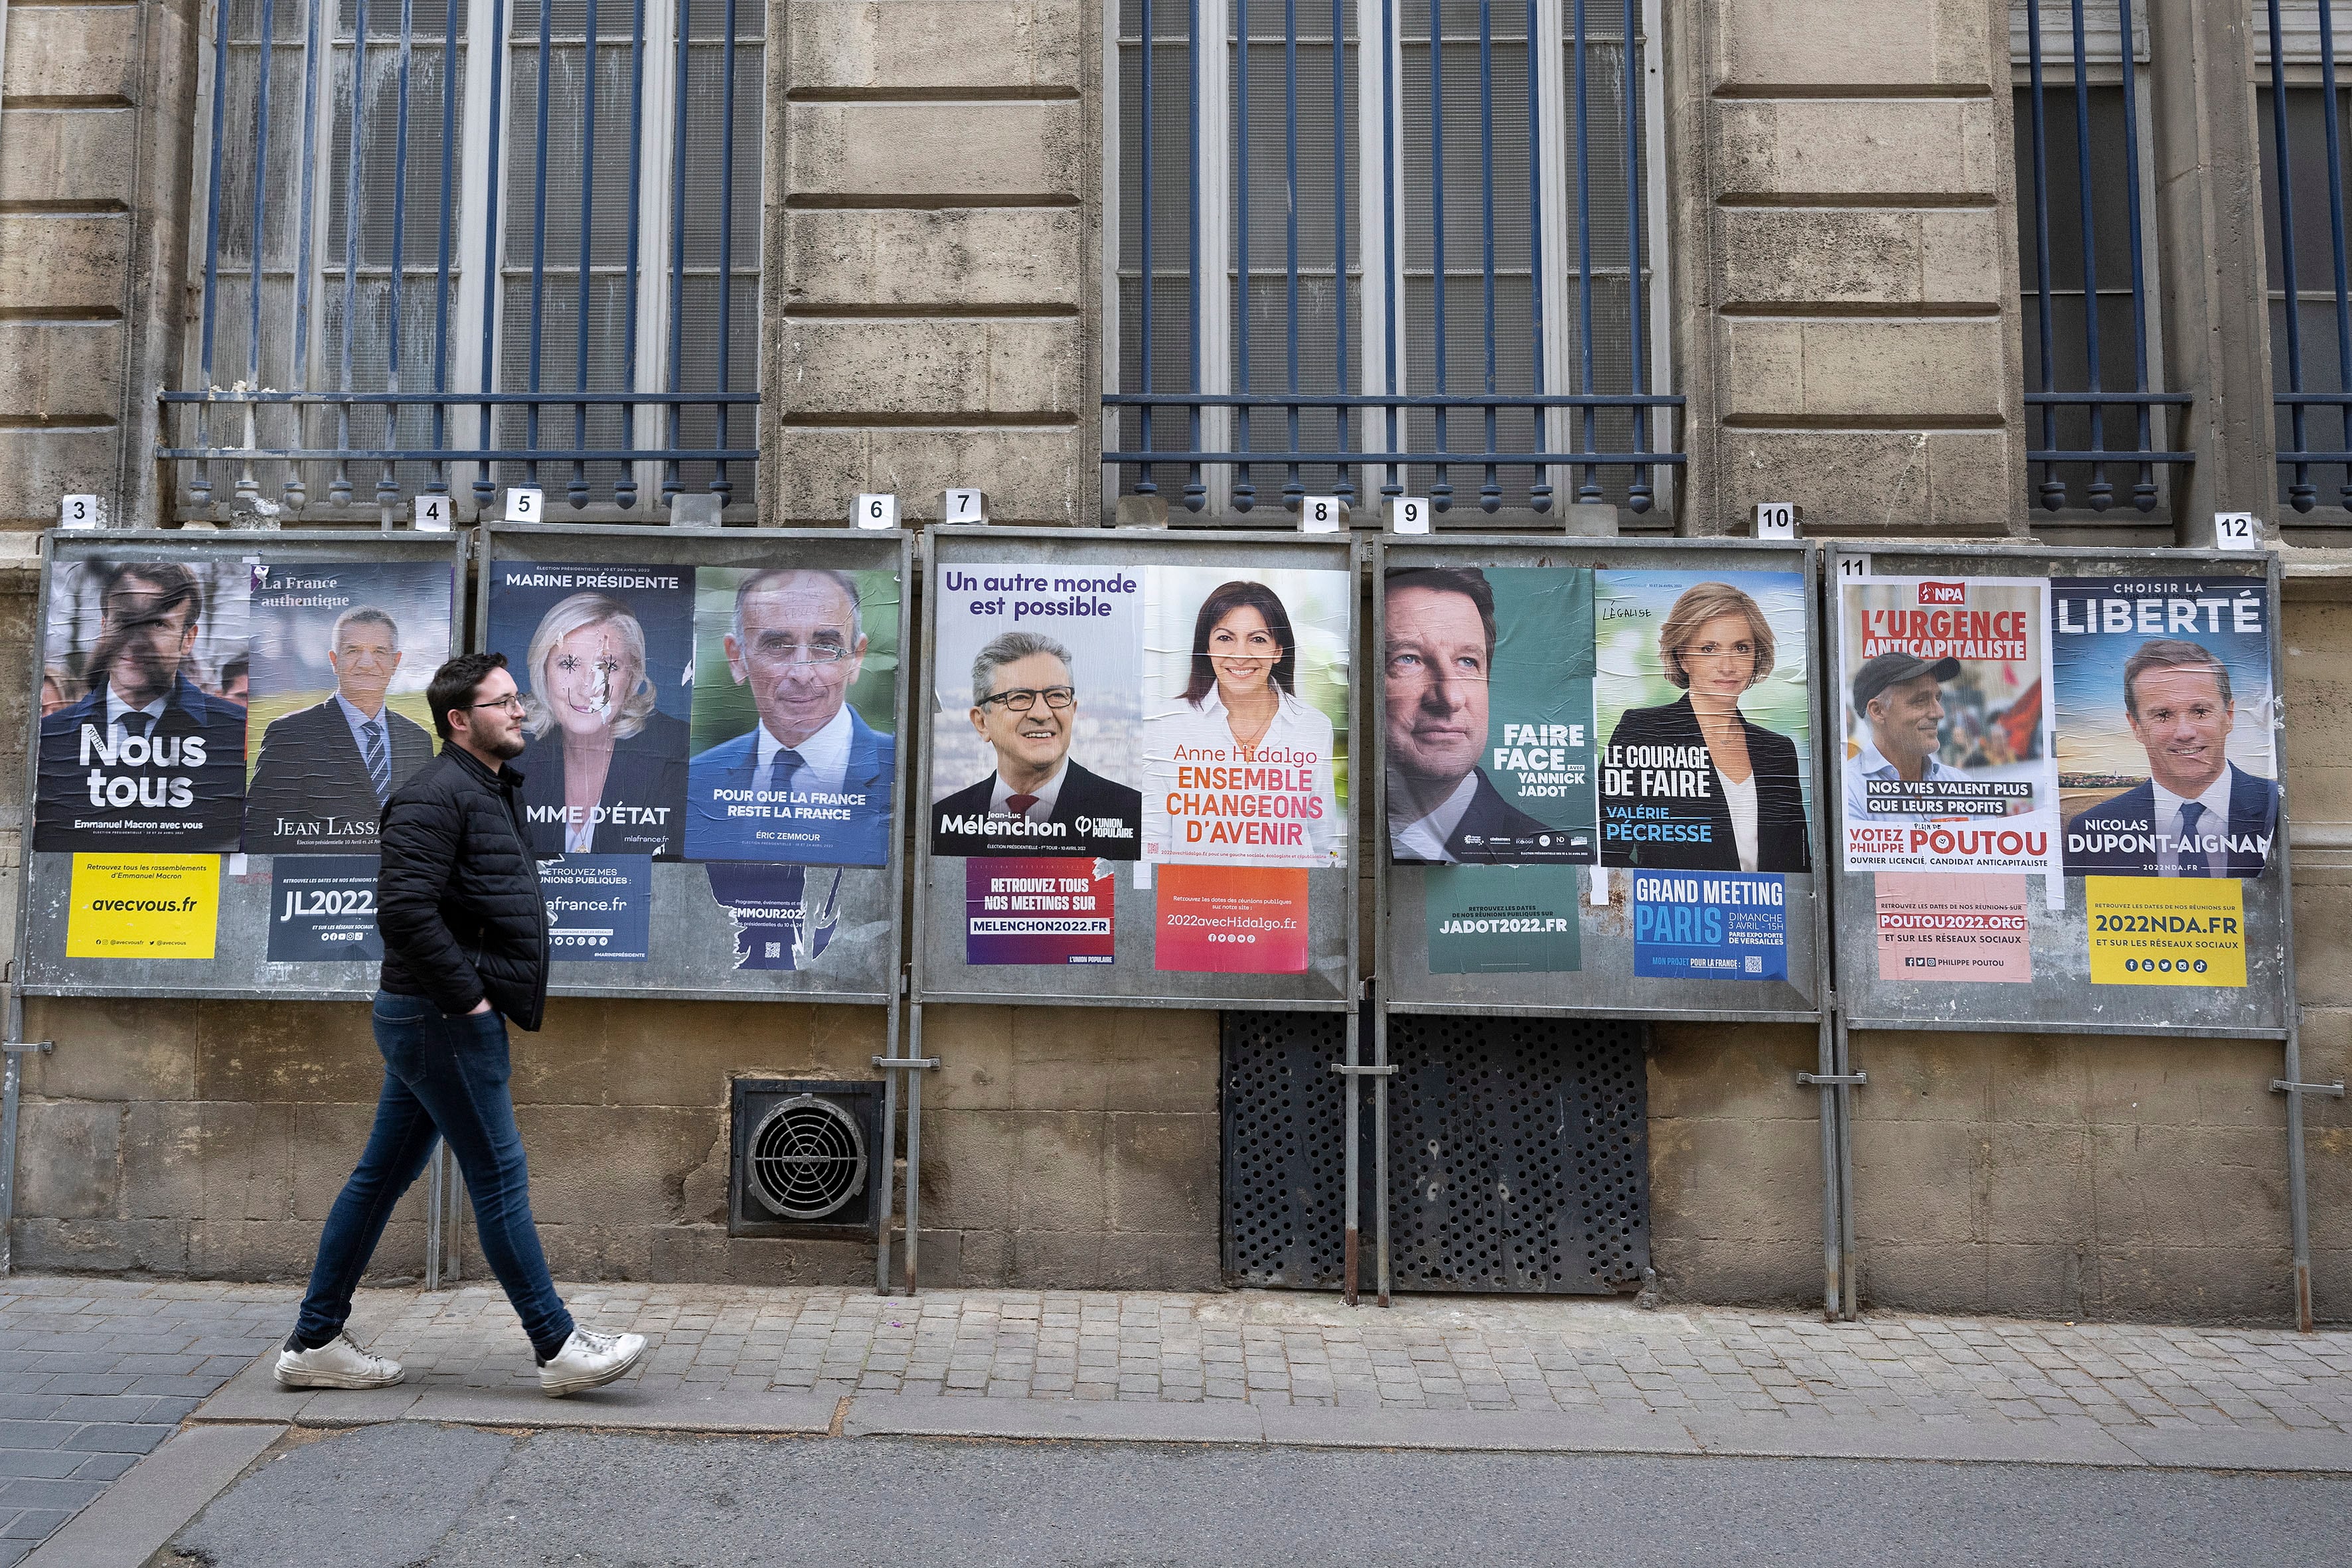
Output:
(1179, 581), (1298, 705)
(1383, 566), (1497, 663)
(98, 561), (202, 631)
(2124, 638), (2233, 718)
(219, 657), (249, 686)
(428, 651), (510, 740)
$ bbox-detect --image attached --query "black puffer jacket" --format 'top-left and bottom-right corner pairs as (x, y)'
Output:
(377, 745), (551, 1029)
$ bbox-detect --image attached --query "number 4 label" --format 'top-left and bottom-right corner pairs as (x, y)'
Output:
(414, 495), (453, 531)
(2213, 512), (2262, 552)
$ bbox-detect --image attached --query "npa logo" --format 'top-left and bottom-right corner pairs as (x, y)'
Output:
(1917, 581), (1967, 605)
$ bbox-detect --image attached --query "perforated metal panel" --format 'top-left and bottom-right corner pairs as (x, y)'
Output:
(1221, 1010), (1648, 1293)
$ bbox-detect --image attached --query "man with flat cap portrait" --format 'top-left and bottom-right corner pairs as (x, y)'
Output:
(1842, 649), (1964, 825)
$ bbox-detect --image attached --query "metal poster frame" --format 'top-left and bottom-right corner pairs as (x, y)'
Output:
(908, 526), (1364, 1290)
(1370, 535), (1834, 1308)
(15, 528), (472, 1004)
(1822, 543), (2321, 1326)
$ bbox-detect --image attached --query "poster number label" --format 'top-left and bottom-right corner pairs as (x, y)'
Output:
(855, 493), (898, 529)
(2213, 512), (2261, 552)
(505, 487), (542, 522)
(1301, 496), (1344, 533)
(59, 495), (101, 530)
(1390, 497), (1430, 534)
(414, 494), (453, 532)
(943, 487), (985, 523)
(1753, 501), (1796, 540)
(1836, 554), (1870, 581)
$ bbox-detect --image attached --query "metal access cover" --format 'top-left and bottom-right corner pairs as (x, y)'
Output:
(747, 1095), (869, 1220)
(1221, 1010), (1649, 1294)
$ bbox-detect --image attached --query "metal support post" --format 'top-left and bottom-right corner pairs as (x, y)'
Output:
(1834, 1012), (1859, 1318)
(1342, 1006), (1360, 1306)
(426, 1139), (444, 1289)
(873, 998), (939, 1297)
(1798, 1009), (1863, 1322)
(424, 1140), (461, 1291)
(0, 1022), (54, 1280)
(875, 984), (902, 1295)
(1373, 996), (1391, 1308)
(2272, 1020), (2344, 1334)
(1332, 1040), (1398, 1309)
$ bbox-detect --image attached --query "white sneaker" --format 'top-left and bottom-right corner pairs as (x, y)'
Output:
(274, 1331), (405, 1390)
(536, 1328), (647, 1397)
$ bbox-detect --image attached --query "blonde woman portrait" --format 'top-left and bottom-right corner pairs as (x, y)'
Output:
(1601, 580), (1810, 874)
(515, 591), (689, 856)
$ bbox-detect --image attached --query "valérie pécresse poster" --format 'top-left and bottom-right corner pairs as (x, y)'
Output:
(1595, 570), (1812, 874)
(929, 563), (1144, 860)
(485, 561), (694, 858)
(1382, 565), (1595, 865)
(2051, 578), (2278, 880)
(682, 564), (900, 867)
(243, 560), (453, 854)
(35, 556), (250, 852)
(1837, 576), (2057, 878)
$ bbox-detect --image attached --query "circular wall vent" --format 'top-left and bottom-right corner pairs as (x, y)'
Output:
(747, 1095), (868, 1220)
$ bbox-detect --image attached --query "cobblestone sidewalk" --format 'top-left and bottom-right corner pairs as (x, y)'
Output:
(378, 1283), (2352, 1437)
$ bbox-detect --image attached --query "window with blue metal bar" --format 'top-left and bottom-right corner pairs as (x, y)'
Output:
(165, 0), (761, 522)
(2259, 1), (2352, 520)
(1107, 0), (1678, 523)
(2012, 0), (2191, 514)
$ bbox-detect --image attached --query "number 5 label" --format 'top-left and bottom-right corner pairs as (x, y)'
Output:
(505, 487), (542, 522)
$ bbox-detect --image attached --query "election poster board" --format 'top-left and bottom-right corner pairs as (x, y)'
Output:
(17, 532), (467, 1000)
(1828, 545), (2292, 1038)
(1376, 536), (1829, 1024)
(914, 528), (1356, 1012)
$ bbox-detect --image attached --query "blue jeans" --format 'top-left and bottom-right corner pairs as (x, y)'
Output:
(293, 990), (575, 1360)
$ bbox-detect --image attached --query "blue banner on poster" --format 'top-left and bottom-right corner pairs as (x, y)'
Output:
(1630, 870), (1787, 981)
(542, 855), (652, 961)
(266, 854), (384, 963)
(705, 862), (842, 970)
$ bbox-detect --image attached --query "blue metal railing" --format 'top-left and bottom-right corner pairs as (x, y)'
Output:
(2262, 0), (2352, 512)
(163, 0), (759, 518)
(2016, 0), (2192, 512)
(1110, 0), (1680, 517)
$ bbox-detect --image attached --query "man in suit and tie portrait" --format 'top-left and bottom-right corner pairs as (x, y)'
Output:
(931, 630), (1143, 858)
(35, 560), (250, 851)
(1383, 566), (1571, 864)
(2064, 637), (2280, 877)
(244, 606), (435, 854)
(685, 568), (896, 866)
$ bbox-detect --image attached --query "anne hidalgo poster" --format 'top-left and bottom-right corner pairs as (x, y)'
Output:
(35, 556), (250, 852)
(1140, 566), (1349, 974)
(682, 566), (900, 867)
(243, 560), (451, 854)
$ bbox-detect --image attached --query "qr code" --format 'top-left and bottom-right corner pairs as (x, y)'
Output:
(1745, 955), (1763, 974)
(765, 942), (782, 959)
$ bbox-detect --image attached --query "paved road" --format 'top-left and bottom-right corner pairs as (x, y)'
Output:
(169, 1424), (2352, 1568)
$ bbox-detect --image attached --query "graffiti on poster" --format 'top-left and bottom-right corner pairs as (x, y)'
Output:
(1384, 566), (1595, 865)
(2053, 578), (2278, 879)
(266, 854), (385, 963)
(1153, 865), (1310, 973)
(487, 563), (694, 858)
(929, 564), (1144, 860)
(1596, 570), (1812, 874)
(2085, 876), (2246, 986)
(965, 857), (1117, 966)
(683, 566), (900, 866)
(1142, 567), (1350, 870)
(1838, 576), (2057, 877)
(64, 854), (219, 959)
(36, 558), (250, 852)
(1629, 870), (1788, 982)
(244, 561), (451, 854)
(1872, 872), (2031, 984)
(706, 862), (844, 971)
(1424, 864), (1583, 975)
(543, 856), (652, 961)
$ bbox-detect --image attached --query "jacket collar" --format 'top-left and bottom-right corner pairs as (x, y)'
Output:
(444, 742), (526, 792)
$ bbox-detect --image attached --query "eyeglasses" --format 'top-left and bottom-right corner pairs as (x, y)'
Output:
(979, 686), (1075, 713)
(459, 693), (526, 715)
(747, 639), (850, 665)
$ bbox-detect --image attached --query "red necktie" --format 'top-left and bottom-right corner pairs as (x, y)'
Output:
(1006, 793), (1038, 816)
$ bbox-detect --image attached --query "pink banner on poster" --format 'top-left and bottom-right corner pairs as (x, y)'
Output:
(1153, 865), (1310, 973)
(1874, 872), (2033, 983)
(964, 857), (1116, 966)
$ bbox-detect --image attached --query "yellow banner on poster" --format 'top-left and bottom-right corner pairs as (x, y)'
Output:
(65, 855), (220, 960)
(2085, 876), (2244, 987)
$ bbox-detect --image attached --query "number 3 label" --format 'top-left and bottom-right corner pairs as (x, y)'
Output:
(60, 495), (100, 530)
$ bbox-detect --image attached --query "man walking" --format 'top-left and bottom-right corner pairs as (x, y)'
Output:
(275, 652), (646, 1397)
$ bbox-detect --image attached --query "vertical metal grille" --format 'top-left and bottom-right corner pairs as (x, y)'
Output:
(2012, 0), (2191, 513)
(1221, 1009), (1648, 1293)
(167, 0), (761, 520)
(2260, 0), (2352, 518)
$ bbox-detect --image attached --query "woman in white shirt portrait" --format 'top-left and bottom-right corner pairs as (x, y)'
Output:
(515, 591), (690, 856)
(1599, 580), (1810, 874)
(1144, 579), (1344, 867)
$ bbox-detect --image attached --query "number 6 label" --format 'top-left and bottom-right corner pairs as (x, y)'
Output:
(854, 493), (898, 529)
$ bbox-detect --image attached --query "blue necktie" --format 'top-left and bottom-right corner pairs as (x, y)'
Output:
(2175, 800), (2211, 878)
(119, 710), (152, 745)
(362, 719), (390, 803)
(757, 746), (804, 799)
